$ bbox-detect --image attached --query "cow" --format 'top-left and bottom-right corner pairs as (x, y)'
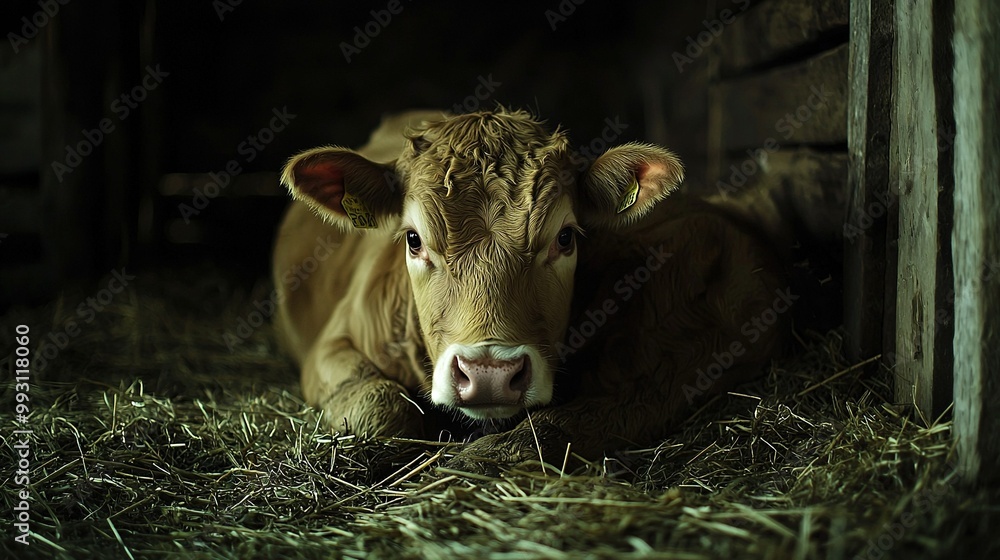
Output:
(272, 108), (786, 470)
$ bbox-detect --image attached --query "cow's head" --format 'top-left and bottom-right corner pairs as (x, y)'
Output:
(281, 109), (683, 421)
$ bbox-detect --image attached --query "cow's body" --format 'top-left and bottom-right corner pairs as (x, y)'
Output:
(274, 112), (437, 383)
(273, 109), (785, 466)
(274, 111), (442, 436)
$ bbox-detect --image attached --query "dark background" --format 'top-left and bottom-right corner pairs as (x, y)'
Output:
(0, 0), (732, 308)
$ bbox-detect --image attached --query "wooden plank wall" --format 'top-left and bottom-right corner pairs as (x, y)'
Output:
(0, 1), (146, 306)
(850, 0), (999, 483)
(706, 0), (850, 339)
(708, 0), (850, 235)
(720, 0), (1000, 486)
(952, 0), (1000, 485)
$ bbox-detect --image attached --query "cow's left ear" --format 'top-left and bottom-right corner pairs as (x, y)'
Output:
(280, 146), (404, 230)
(577, 143), (684, 230)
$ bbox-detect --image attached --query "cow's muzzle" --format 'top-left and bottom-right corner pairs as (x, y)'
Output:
(452, 354), (531, 406)
(430, 343), (552, 420)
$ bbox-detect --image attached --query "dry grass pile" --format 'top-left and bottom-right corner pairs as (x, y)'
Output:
(1, 265), (996, 559)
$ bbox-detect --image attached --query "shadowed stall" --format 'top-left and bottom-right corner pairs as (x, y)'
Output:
(1, 0), (997, 557)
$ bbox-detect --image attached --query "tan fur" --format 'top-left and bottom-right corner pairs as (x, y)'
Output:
(273, 109), (786, 461)
(273, 112), (440, 435)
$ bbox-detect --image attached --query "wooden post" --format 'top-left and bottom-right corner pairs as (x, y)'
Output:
(884, 0), (955, 420)
(844, 0), (895, 367)
(953, 0), (1000, 485)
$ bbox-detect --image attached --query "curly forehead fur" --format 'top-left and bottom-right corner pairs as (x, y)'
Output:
(396, 109), (575, 270)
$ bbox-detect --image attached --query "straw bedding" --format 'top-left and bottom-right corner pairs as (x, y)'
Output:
(1, 264), (996, 559)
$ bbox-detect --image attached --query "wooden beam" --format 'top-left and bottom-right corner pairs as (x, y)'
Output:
(717, 0), (849, 76)
(715, 44), (848, 152)
(844, 0), (894, 365)
(953, 0), (1000, 485)
(890, 0), (954, 420)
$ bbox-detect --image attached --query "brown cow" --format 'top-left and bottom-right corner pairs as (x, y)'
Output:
(273, 108), (785, 469)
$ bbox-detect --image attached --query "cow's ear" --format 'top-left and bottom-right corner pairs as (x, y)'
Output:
(577, 143), (684, 230)
(280, 147), (403, 230)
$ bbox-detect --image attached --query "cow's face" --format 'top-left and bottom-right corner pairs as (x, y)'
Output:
(282, 109), (683, 421)
(393, 113), (578, 420)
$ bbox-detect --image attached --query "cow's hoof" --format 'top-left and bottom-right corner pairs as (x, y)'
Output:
(327, 379), (426, 439)
(439, 433), (523, 477)
(440, 449), (505, 478)
(440, 424), (568, 477)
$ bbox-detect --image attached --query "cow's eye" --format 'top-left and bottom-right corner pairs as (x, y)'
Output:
(405, 230), (422, 253)
(556, 227), (575, 253)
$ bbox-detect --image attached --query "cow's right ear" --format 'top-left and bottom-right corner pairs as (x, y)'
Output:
(280, 147), (404, 229)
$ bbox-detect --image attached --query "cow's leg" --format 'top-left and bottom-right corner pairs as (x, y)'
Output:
(302, 336), (425, 438)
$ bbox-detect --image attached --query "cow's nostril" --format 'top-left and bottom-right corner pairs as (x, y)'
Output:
(509, 364), (529, 392)
(452, 357), (472, 391)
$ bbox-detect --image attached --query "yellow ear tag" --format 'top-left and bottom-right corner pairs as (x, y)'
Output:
(616, 176), (640, 214)
(341, 192), (377, 229)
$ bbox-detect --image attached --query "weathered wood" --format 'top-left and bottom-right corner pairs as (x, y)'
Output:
(953, 0), (1000, 485)
(717, 0), (850, 76)
(844, 0), (895, 366)
(714, 148), (848, 241)
(890, 0), (954, 421)
(715, 43), (848, 151)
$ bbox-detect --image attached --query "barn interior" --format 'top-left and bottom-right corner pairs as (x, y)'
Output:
(1, 0), (997, 558)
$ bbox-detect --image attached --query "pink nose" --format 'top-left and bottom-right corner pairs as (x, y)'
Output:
(453, 355), (530, 406)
